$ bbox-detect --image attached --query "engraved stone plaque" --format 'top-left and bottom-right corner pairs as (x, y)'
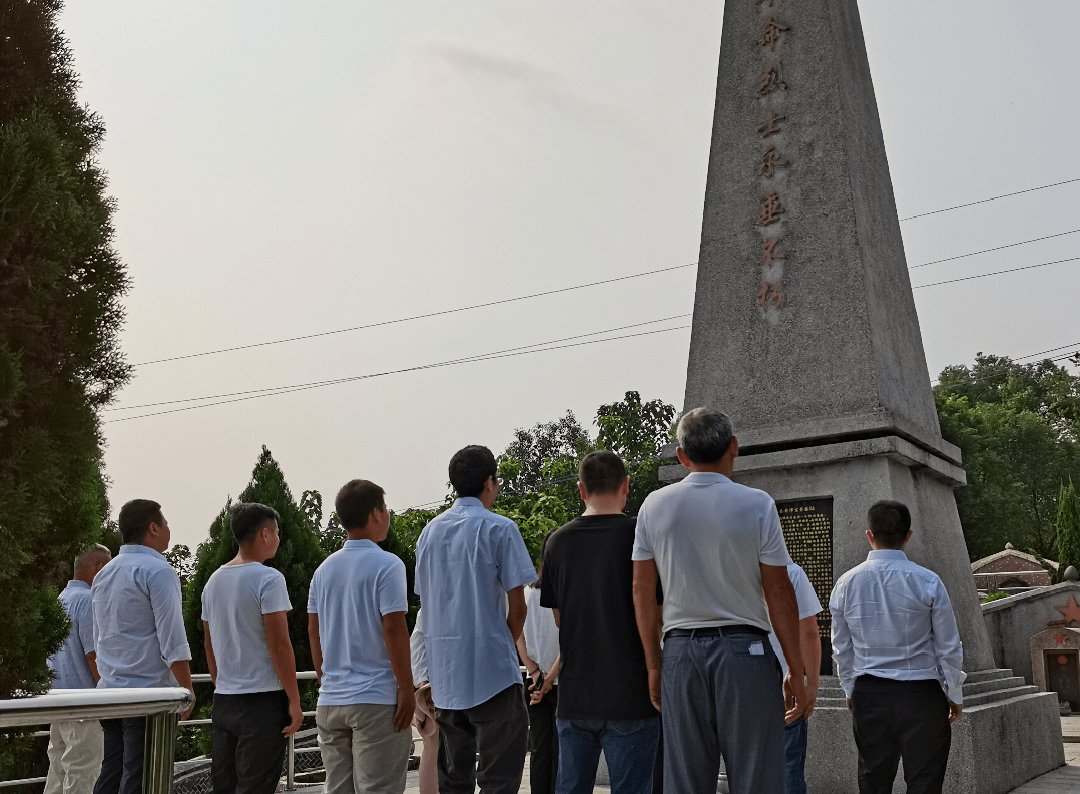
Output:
(777, 497), (833, 673)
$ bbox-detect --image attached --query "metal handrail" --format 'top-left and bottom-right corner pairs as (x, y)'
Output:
(0, 688), (192, 794)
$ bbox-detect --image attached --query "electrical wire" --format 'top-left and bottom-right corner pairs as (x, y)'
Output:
(105, 319), (691, 423)
(899, 178), (1080, 222)
(912, 257), (1080, 289)
(910, 230), (1080, 269)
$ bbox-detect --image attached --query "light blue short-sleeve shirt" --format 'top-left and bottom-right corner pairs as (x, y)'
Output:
(92, 545), (192, 689)
(633, 472), (792, 634)
(48, 581), (97, 689)
(201, 562), (293, 694)
(414, 497), (537, 710)
(307, 540), (408, 706)
(768, 563), (823, 675)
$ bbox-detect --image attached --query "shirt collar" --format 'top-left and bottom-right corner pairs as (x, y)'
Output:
(453, 496), (486, 509)
(344, 539), (379, 550)
(867, 549), (908, 561)
(683, 471), (731, 484)
(66, 580), (90, 590)
(119, 544), (166, 561)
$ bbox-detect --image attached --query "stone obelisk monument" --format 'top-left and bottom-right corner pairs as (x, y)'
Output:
(664, 1), (1063, 791)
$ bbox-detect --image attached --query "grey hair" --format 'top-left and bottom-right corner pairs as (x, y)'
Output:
(676, 408), (735, 464)
(74, 544), (112, 576)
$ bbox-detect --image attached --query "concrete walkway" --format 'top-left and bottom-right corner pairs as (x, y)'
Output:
(391, 716), (1080, 794)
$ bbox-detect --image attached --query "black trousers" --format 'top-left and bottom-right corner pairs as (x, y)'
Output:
(527, 684), (558, 794)
(94, 717), (146, 794)
(211, 690), (289, 794)
(436, 684), (529, 794)
(851, 676), (952, 794)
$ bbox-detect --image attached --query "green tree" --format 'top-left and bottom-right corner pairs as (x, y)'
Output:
(178, 447), (326, 759)
(1055, 478), (1080, 580)
(0, 0), (129, 707)
(935, 355), (1080, 559)
(595, 391), (677, 514)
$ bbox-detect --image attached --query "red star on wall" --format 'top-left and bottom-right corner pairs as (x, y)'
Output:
(1055, 596), (1080, 625)
(1056, 633), (1067, 645)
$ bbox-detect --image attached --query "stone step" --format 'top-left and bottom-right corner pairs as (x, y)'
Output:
(964, 684), (1040, 708)
(963, 668), (1013, 684)
(963, 675), (1027, 696)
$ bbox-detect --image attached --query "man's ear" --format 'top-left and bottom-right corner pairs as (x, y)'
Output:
(675, 447), (690, 467)
(578, 481), (588, 501)
(620, 476), (630, 495)
(729, 436), (739, 460)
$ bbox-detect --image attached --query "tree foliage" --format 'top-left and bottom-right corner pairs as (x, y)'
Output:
(1055, 479), (1080, 580)
(0, 0), (129, 712)
(936, 355), (1080, 560)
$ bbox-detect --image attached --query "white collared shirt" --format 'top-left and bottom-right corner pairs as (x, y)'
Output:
(830, 549), (966, 703)
(92, 545), (191, 689)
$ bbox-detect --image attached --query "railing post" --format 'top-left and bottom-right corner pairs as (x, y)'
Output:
(143, 713), (177, 794)
(286, 733), (296, 790)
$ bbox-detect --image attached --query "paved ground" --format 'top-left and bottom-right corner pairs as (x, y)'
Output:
(394, 716), (1080, 794)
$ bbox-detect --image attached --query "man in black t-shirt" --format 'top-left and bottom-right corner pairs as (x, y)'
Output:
(539, 451), (660, 794)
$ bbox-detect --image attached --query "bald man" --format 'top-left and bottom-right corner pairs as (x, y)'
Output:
(45, 545), (112, 794)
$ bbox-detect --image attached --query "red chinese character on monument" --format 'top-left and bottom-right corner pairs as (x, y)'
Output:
(756, 192), (784, 225)
(756, 111), (786, 138)
(757, 146), (788, 176)
(756, 282), (784, 309)
(759, 62), (786, 95)
(758, 18), (789, 51)
(761, 238), (785, 267)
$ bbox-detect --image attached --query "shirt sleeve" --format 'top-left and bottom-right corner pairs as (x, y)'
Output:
(149, 565), (191, 665)
(260, 570), (293, 615)
(75, 595), (96, 655)
(306, 570), (320, 614)
(377, 558), (409, 616)
(497, 521), (537, 593)
(790, 565), (823, 620)
(538, 551), (558, 609)
(411, 609), (428, 684)
(758, 501), (793, 567)
(631, 504), (654, 561)
(829, 579), (855, 699)
(930, 578), (967, 704)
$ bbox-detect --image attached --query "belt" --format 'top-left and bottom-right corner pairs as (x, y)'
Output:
(664, 625), (768, 640)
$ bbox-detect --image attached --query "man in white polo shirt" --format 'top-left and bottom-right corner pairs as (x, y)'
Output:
(308, 480), (415, 794)
(414, 445), (536, 794)
(201, 502), (302, 794)
(632, 408), (807, 794)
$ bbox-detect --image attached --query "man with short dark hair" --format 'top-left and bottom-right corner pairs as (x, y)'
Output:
(308, 480), (415, 794)
(45, 545), (111, 794)
(202, 502), (302, 794)
(414, 445), (536, 794)
(540, 450), (660, 794)
(92, 500), (194, 794)
(830, 500), (965, 794)
(632, 408), (806, 794)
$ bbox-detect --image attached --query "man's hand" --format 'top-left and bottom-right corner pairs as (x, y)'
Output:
(529, 675), (554, 705)
(783, 670), (808, 723)
(647, 665), (662, 712)
(283, 697), (303, 736)
(394, 686), (416, 732)
(949, 702), (963, 724)
(802, 683), (818, 722)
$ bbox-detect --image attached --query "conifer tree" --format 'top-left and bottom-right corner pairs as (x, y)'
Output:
(0, 0), (130, 709)
(1055, 479), (1080, 581)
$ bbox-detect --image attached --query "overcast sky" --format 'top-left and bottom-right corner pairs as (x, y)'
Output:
(58, 0), (1080, 550)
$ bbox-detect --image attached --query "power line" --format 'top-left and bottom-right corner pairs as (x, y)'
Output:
(912, 257), (1080, 289)
(105, 320), (691, 423)
(931, 344), (1080, 389)
(133, 263), (698, 367)
(899, 178), (1080, 222)
(910, 230), (1080, 269)
(107, 315), (690, 413)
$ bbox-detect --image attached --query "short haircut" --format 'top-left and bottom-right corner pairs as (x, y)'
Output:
(448, 446), (497, 498)
(74, 545), (111, 576)
(230, 502), (281, 546)
(579, 450), (627, 496)
(676, 407), (734, 465)
(867, 500), (911, 548)
(335, 480), (386, 530)
(118, 499), (164, 545)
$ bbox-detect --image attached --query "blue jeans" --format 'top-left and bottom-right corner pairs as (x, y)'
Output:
(555, 716), (658, 794)
(783, 715), (807, 794)
(94, 718), (146, 794)
(661, 631), (785, 794)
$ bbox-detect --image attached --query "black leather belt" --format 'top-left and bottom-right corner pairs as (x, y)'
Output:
(665, 625), (768, 640)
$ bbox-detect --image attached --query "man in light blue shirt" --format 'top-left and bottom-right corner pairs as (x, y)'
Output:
(414, 445), (536, 794)
(92, 500), (194, 794)
(308, 480), (414, 794)
(45, 545), (111, 794)
(830, 500), (965, 794)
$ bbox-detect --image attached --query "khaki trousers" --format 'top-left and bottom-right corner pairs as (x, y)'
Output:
(44, 720), (104, 794)
(317, 703), (412, 794)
